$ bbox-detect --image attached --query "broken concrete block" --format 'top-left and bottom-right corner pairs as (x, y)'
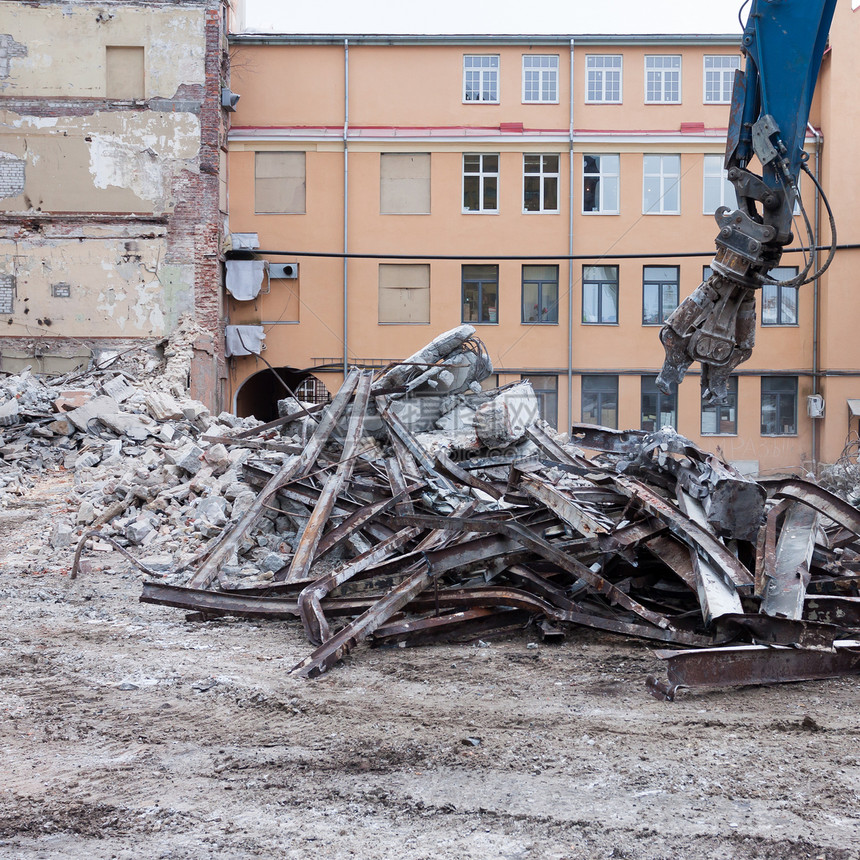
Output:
(164, 443), (203, 475)
(0, 398), (19, 426)
(54, 391), (93, 413)
(75, 450), (102, 470)
(230, 489), (258, 520)
(100, 376), (136, 403)
(98, 412), (154, 442)
(179, 400), (210, 421)
(50, 522), (75, 549)
(47, 416), (74, 436)
(194, 496), (228, 528)
(144, 391), (183, 421)
(126, 519), (155, 544)
(65, 396), (120, 433)
(139, 555), (174, 573)
(260, 552), (288, 572)
(76, 501), (96, 525)
(101, 439), (124, 467)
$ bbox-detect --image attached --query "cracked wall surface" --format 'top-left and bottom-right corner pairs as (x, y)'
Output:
(0, 1), (230, 409)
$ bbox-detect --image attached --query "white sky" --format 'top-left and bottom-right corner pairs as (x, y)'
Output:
(242, 0), (747, 36)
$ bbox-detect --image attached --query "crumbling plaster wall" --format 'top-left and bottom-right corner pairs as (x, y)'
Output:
(0, 5), (205, 98)
(0, 1), (228, 408)
(0, 109), (202, 213)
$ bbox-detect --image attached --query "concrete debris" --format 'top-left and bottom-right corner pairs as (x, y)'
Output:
(3, 330), (859, 701)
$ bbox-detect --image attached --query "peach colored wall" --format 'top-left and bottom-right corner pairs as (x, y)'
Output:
(226, 34), (845, 474)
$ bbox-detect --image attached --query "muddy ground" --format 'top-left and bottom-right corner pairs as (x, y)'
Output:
(1, 473), (859, 860)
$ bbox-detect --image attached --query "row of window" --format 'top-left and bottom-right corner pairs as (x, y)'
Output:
(255, 151), (739, 216)
(462, 53), (740, 105)
(379, 263), (798, 327)
(580, 374), (799, 437)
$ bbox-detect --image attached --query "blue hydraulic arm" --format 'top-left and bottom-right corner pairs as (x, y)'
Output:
(657, 0), (838, 403)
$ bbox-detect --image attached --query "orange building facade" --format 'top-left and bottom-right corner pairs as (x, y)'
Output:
(225, 4), (860, 476)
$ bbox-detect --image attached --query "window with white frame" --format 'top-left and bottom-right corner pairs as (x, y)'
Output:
(704, 55), (740, 103)
(585, 55), (622, 103)
(762, 266), (799, 326)
(645, 55), (681, 103)
(463, 55), (499, 103)
(523, 55), (558, 103)
(643, 154), (681, 214)
(523, 154), (559, 213)
(703, 154), (737, 214)
(583, 154), (620, 213)
(463, 154), (499, 213)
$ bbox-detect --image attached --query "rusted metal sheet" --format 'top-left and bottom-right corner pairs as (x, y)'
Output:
(647, 641), (860, 701)
(677, 489), (743, 623)
(763, 478), (860, 539)
(285, 372), (374, 582)
(519, 473), (611, 538)
(804, 596), (860, 628)
(760, 500), (819, 621)
(612, 475), (754, 588)
(396, 513), (674, 631)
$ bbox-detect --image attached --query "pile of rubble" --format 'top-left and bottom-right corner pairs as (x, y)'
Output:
(4, 325), (860, 699)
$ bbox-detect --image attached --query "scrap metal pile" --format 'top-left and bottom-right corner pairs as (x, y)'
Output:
(104, 326), (860, 699)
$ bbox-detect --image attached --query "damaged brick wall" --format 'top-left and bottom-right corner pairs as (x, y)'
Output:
(0, 0), (231, 410)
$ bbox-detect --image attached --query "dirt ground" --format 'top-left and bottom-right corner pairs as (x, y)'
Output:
(1, 473), (859, 860)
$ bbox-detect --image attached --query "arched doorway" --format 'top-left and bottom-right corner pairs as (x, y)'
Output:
(234, 367), (331, 422)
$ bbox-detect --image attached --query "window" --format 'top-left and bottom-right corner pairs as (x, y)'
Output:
(762, 266), (799, 326)
(645, 55), (681, 103)
(464, 55), (499, 103)
(761, 377), (797, 435)
(463, 154), (498, 213)
(522, 265), (558, 323)
(643, 266), (679, 326)
(583, 154), (620, 214)
(701, 376), (738, 435)
(704, 55), (740, 104)
(643, 154), (680, 214)
(586, 55), (622, 103)
(525, 375), (558, 427)
(641, 376), (677, 431)
(523, 154), (559, 213)
(703, 154), (737, 214)
(582, 265), (618, 324)
(523, 55), (558, 103)
(255, 152), (306, 214)
(582, 375), (618, 428)
(295, 376), (331, 404)
(380, 153), (430, 214)
(462, 265), (499, 324)
(106, 46), (145, 99)
(379, 264), (430, 324)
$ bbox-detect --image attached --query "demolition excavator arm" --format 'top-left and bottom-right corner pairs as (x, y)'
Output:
(657, 0), (838, 403)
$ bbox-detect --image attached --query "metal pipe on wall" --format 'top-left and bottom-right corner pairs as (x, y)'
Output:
(343, 39), (350, 378)
(808, 121), (822, 470)
(567, 38), (575, 434)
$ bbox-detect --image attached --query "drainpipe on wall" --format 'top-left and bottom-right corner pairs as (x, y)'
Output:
(343, 38), (350, 378)
(567, 38), (575, 434)
(808, 121), (822, 471)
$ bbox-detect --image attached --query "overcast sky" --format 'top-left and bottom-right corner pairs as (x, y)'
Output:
(242, 0), (747, 36)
